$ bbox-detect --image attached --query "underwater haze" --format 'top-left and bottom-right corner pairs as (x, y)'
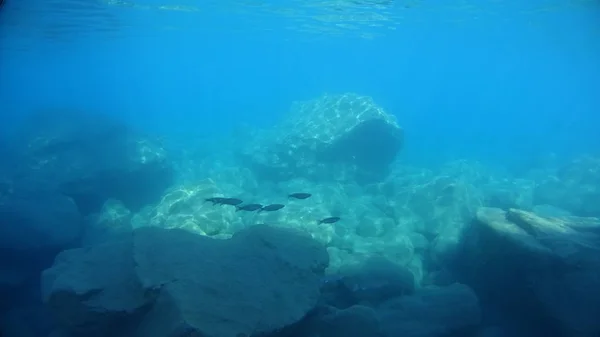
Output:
(1, 1), (600, 337)
(1, 0), (599, 167)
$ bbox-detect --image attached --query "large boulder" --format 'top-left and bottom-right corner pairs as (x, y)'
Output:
(0, 186), (82, 309)
(0, 188), (82, 253)
(306, 305), (382, 337)
(312, 282), (480, 337)
(459, 207), (600, 337)
(0, 304), (57, 337)
(10, 110), (173, 215)
(533, 155), (600, 217)
(42, 224), (329, 337)
(377, 283), (481, 337)
(239, 93), (403, 184)
(365, 160), (488, 270)
(82, 199), (133, 246)
(321, 256), (416, 309)
(130, 179), (243, 238)
(41, 237), (150, 337)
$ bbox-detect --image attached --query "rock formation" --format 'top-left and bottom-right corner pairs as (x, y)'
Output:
(42, 224), (329, 337)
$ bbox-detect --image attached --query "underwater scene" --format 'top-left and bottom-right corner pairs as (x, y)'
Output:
(1, 0), (600, 336)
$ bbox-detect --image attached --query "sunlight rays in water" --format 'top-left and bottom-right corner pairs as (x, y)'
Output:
(0, 0), (598, 47)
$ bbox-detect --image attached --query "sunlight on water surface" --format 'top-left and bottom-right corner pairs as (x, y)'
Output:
(1, 0), (598, 47)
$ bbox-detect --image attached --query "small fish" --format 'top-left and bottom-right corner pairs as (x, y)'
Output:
(236, 203), (263, 212)
(288, 192), (312, 200)
(205, 197), (243, 206)
(318, 217), (340, 224)
(260, 204), (285, 212)
(205, 197), (226, 205)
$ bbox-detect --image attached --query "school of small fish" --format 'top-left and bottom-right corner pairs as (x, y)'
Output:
(205, 192), (341, 225)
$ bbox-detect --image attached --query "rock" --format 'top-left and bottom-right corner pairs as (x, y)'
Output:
(377, 283), (481, 337)
(134, 225), (328, 337)
(0, 268), (28, 316)
(11, 110), (173, 215)
(532, 204), (572, 218)
(42, 238), (150, 337)
(0, 181), (83, 319)
(239, 93), (403, 183)
(0, 188), (81, 253)
(460, 207), (600, 337)
(485, 178), (535, 210)
(42, 224), (329, 337)
(0, 268), (26, 290)
(47, 330), (72, 337)
(0, 304), (55, 337)
(369, 161), (487, 268)
(422, 268), (458, 287)
(322, 256), (415, 308)
(355, 221), (380, 238)
(533, 155), (600, 217)
(82, 199), (132, 246)
(474, 326), (509, 337)
(413, 174), (483, 267)
(0, 267), (31, 312)
(309, 305), (382, 337)
(130, 179), (241, 237)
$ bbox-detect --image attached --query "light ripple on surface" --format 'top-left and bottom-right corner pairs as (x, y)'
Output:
(0, 0), (597, 48)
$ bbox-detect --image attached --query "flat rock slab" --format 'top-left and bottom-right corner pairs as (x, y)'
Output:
(43, 225), (329, 337)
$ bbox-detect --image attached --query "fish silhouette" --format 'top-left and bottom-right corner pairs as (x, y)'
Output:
(288, 192), (312, 199)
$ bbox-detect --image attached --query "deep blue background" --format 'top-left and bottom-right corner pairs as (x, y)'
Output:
(1, 0), (599, 169)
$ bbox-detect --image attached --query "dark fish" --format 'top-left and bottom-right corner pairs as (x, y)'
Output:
(288, 192), (312, 199)
(236, 203), (263, 212)
(318, 217), (340, 224)
(205, 197), (226, 205)
(222, 198), (244, 206)
(260, 204), (285, 212)
(205, 197), (243, 206)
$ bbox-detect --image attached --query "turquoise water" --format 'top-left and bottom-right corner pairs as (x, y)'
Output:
(1, 0), (599, 168)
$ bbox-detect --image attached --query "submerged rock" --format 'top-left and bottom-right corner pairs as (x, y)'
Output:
(0, 188), (82, 321)
(82, 199), (133, 246)
(11, 109), (173, 215)
(460, 207), (600, 337)
(309, 305), (382, 337)
(41, 237), (149, 337)
(0, 188), (81, 253)
(0, 304), (57, 337)
(377, 283), (481, 337)
(42, 224), (329, 337)
(240, 93), (403, 183)
(533, 155), (600, 217)
(322, 256), (415, 308)
(130, 179), (241, 237)
(313, 281), (480, 337)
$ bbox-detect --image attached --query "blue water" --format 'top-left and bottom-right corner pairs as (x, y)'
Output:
(1, 2), (600, 336)
(1, 0), (599, 169)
